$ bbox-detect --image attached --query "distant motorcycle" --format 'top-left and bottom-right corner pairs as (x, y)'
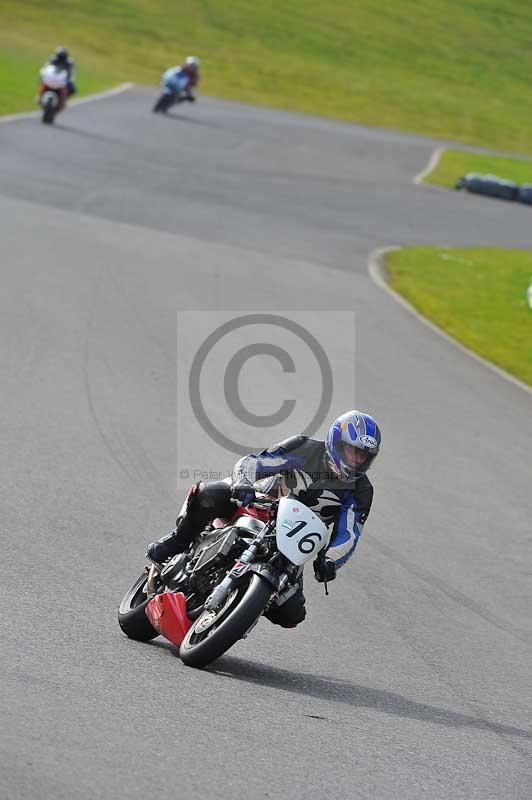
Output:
(118, 496), (331, 668)
(39, 64), (69, 124)
(153, 67), (194, 113)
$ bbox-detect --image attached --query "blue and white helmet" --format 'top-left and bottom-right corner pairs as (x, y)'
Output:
(325, 410), (381, 481)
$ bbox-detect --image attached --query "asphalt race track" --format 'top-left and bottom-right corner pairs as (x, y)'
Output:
(1, 86), (531, 800)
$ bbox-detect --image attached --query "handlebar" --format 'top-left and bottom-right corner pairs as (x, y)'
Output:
(230, 497), (277, 511)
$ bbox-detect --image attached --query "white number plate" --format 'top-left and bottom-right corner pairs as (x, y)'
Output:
(275, 497), (329, 566)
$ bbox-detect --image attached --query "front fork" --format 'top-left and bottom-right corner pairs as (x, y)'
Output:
(204, 527), (284, 611)
(146, 564), (159, 598)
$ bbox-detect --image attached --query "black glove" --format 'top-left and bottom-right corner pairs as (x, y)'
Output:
(314, 556), (336, 583)
(232, 483), (256, 506)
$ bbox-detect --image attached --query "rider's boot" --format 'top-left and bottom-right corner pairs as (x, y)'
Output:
(146, 516), (196, 566)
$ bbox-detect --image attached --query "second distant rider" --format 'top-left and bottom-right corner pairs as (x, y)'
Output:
(47, 47), (77, 96)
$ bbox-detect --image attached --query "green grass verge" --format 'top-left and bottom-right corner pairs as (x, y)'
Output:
(386, 247), (532, 387)
(2, 1), (532, 152)
(424, 149), (532, 189)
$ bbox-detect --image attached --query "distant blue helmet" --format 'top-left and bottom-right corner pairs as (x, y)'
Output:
(325, 410), (381, 481)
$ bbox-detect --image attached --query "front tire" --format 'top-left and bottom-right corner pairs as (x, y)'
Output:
(118, 571), (158, 641)
(42, 99), (55, 124)
(179, 574), (272, 668)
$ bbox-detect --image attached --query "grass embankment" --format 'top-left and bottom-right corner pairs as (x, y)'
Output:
(1, 1), (532, 153)
(387, 247), (532, 387)
(424, 150), (532, 189)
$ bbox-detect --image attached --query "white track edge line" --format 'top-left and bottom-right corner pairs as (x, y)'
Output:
(413, 146), (445, 184)
(0, 82), (135, 124)
(368, 245), (532, 399)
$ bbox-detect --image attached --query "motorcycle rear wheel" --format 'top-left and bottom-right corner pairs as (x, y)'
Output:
(118, 571), (158, 641)
(179, 573), (272, 668)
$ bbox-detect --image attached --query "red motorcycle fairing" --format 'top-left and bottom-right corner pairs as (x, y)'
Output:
(213, 499), (271, 529)
(145, 592), (192, 647)
(228, 504), (271, 525)
(39, 82), (67, 111)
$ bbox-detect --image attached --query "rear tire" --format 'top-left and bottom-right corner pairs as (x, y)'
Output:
(179, 574), (272, 668)
(118, 571), (158, 641)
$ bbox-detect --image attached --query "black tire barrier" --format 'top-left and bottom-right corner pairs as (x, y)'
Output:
(455, 172), (531, 205)
(518, 184), (532, 205)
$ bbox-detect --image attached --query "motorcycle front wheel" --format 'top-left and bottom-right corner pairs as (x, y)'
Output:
(179, 573), (272, 668)
(42, 99), (55, 124)
(118, 571), (158, 641)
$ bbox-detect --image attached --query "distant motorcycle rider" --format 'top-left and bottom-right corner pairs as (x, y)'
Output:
(162, 55), (200, 102)
(147, 410), (381, 627)
(48, 47), (76, 96)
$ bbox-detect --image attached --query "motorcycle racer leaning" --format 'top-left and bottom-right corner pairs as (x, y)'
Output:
(147, 410), (381, 628)
(163, 55), (200, 102)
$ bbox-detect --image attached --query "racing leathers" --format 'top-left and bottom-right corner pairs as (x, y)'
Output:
(162, 64), (199, 101)
(49, 55), (76, 95)
(147, 436), (374, 627)
(233, 436), (373, 571)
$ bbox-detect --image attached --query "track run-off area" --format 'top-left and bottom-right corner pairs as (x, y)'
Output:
(1, 86), (531, 800)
